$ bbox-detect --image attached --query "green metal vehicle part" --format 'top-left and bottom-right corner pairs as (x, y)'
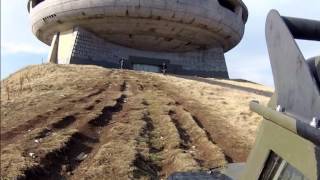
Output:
(169, 9), (320, 180)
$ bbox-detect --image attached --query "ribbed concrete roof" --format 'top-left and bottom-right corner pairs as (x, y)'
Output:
(28, 0), (248, 52)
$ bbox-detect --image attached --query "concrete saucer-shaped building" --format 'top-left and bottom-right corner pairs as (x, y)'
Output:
(28, 0), (248, 78)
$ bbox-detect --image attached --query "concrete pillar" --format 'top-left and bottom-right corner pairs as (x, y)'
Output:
(47, 32), (60, 63)
(29, 1), (33, 11)
(56, 29), (78, 64)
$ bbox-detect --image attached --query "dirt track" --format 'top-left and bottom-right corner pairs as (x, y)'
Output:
(0, 64), (271, 179)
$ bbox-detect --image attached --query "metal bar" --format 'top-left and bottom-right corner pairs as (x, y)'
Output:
(282, 16), (320, 41)
(250, 101), (296, 132)
(250, 101), (320, 145)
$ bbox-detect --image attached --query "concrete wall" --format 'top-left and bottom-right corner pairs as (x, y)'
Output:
(69, 27), (228, 78)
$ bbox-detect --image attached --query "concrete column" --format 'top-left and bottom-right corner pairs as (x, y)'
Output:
(47, 32), (60, 64)
(29, 1), (33, 11)
(56, 29), (78, 64)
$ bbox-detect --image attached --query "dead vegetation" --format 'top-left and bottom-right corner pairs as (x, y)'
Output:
(1, 64), (271, 179)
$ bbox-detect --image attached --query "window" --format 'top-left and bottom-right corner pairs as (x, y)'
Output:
(259, 152), (309, 180)
(217, 0), (236, 13)
(31, 0), (45, 8)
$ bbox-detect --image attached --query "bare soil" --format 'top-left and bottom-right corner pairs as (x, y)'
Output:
(0, 64), (271, 179)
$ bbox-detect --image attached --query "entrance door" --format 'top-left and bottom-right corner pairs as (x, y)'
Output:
(133, 64), (161, 73)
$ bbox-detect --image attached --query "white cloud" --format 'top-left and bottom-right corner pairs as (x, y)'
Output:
(1, 42), (49, 55)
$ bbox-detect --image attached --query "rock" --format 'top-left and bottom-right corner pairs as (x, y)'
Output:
(76, 152), (88, 161)
(34, 139), (42, 143)
(28, 152), (36, 158)
(61, 165), (68, 172)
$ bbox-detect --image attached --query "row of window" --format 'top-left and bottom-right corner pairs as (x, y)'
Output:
(31, 0), (44, 8)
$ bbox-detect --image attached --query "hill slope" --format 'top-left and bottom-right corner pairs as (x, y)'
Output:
(0, 64), (271, 179)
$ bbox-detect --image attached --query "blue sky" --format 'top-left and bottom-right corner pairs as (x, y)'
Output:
(1, 0), (320, 87)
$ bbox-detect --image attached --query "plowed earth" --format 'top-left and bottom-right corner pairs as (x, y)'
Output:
(0, 64), (271, 179)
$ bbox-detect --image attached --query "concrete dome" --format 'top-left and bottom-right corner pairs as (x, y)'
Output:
(28, 0), (248, 52)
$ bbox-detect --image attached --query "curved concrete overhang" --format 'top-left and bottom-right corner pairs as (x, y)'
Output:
(27, 0), (248, 52)
(228, 0), (248, 23)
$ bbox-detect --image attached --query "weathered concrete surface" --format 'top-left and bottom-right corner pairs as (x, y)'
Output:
(29, 0), (248, 78)
(28, 0), (247, 52)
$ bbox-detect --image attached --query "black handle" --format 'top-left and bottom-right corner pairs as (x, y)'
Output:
(282, 16), (320, 41)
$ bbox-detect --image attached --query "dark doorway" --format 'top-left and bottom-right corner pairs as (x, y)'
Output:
(132, 64), (161, 73)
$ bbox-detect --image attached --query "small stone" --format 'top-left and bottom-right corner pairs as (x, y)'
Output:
(29, 152), (35, 158)
(61, 165), (68, 172)
(76, 152), (88, 161)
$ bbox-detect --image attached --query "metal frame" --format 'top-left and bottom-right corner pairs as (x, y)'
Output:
(241, 10), (320, 180)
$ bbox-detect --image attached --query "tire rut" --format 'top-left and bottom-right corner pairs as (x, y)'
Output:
(145, 82), (229, 169)
(133, 111), (162, 179)
(142, 94), (200, 178)
(22, 92), (127, 179)
(169, 110), (192, 150)
(73, 91), (149, 179)
(168, 106), (228, 169)
(152, 81), (236, 164)
(190, 113), (234, 163)
(88, 94), (126, 126)
(0, 88), (109, 145)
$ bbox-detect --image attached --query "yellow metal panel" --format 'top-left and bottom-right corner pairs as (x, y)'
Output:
(241, 120), (317, 180)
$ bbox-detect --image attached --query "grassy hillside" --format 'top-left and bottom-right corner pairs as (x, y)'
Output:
(1, 64), (271, 179)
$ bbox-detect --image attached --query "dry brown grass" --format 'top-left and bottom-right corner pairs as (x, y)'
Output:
(143, 91), (200, 177)
(32, 128), (78, 155)
(156, 74), (269, 140)
(173, 106), (226, 168)
(1, 143), (36, 179)
(150, 74), (271, 161)
(76, 95), (147, 180)
(1, 64), (272, 179)
(0, 128), (78, 179)
(1, 64), (112, 133)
